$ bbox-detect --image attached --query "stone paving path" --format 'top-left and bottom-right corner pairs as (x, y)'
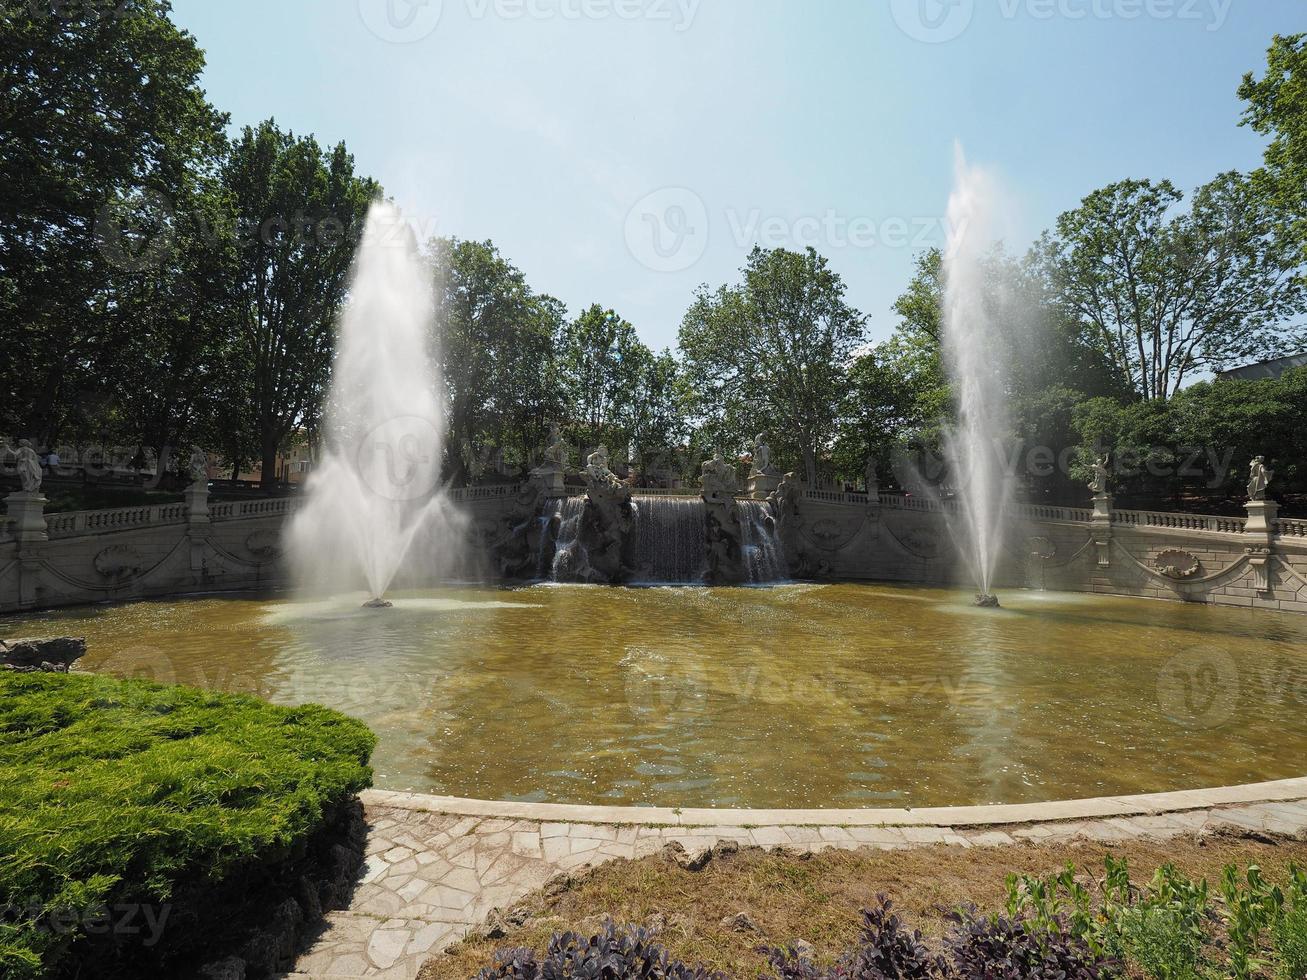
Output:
(285, 781), (1307, 980)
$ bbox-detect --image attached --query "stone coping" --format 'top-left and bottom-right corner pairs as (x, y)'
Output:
(362, 776), (1307, 829)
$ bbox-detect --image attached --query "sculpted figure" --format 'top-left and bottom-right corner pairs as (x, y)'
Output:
(531, 423), (567, 476)
(700, 452), (737, 498)
(188, 448), (209, 485)
(1248, 456), (1273, 502)
(751, 433), (775, 476)
(15, 439), (41, 494)
(1089, 451), (1111, 496)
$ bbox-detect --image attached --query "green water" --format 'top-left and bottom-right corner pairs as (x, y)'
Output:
(4, 584), (1304, 808)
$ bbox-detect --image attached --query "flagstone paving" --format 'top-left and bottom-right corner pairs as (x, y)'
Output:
(284, 786), (1307, 980)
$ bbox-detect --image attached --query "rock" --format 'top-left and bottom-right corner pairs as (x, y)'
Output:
(661, 841), (711, 872)
(711, 839), (740, 859)
(721, 912), (758, 933)
(1, 637), (87, 673)
(198, 956), (246, 980)
(792, 939), (816, 959)
(543, 873), (572, 899)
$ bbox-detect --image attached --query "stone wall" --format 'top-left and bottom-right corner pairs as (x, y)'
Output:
(6, 482), (1306, 616)
(0, 490), (292, 613)
(787, 492), (1307, 615)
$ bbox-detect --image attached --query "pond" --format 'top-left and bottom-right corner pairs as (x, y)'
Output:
(5, 584), (1305, 808)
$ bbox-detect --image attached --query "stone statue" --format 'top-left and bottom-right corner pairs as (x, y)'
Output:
(1089, 452), (1111, 496)
(700, 452), (737, 499)
(188, 448), (209, 485)
(531, 423), (567, 476)
(585, 445), (620, 487)
(751, 433), (776, 476)
(15, 439), (41, 494)
(1248, 456), (1273, 502)
(864, 458), (880, 497)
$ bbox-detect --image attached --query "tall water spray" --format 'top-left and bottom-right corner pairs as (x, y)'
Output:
(941, 146), (1013, 603)
(288, 201), (458, 602)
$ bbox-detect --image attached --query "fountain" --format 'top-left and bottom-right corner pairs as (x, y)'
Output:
(287, 201), (460, 605)
(940, 146), (1013, 608)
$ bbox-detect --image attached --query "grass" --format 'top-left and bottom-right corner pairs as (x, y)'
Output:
(0, 671), (376, 978)
(422, 833), (1307, 980)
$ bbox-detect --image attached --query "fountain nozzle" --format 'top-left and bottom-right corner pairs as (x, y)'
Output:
(362, 598), (394, 610)
(973, 594), (1001, 609)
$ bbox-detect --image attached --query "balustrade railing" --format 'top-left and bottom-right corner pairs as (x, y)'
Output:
(45, 503), (190, 539)
(209, 498), (298, 521)
(1275, 517), (1307, 538)
(1111, 509), (1246, 534)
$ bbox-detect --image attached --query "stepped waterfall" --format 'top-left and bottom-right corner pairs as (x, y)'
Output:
(539, 495), (784, 585)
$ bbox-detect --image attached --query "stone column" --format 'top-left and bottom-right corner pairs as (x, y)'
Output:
(4, 492), (48, 543)
(1243, 498), (1278, 542)
(1243, 498), (1279, 593)
(747, 471), (780, 501)
(1090, 492), (1112, 567)
(185, 480), (210, 525)
(185, 480), (211, 578)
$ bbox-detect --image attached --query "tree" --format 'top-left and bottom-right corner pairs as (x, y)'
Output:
(1240, 34), (1307, 264)
(560, 305), (649, 458)
(431, 238), (567, 482)
(0, 0), (227, 445)
(626, 349), (690, 480)
(679, 246), (866, 484)
(220, 121), (378, 487)
(1039, 176), (1305, 401)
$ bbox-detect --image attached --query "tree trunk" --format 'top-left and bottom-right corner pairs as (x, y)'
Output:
(260, 441), (279, 490)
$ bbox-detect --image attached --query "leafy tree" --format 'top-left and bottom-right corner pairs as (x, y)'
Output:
(626, 348), (690, 480)
(0, 0), (227, 446)
(220, 121), (378, 487)
(679, 246), (866, 484)
(431, 238), (566, 482)
(1240, 34), (1307, 264)
(1039, 176), (1305, 401)
(560, 305), (650, 459)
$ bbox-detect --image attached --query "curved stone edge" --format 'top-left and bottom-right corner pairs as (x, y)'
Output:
(361, 776), (1307, 829)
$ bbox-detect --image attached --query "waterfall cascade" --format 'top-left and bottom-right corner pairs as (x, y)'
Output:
(538, 494), (784, 585)
(631, 496), (708, 584)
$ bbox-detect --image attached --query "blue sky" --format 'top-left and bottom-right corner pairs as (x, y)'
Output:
(171, 0), (1302, 351)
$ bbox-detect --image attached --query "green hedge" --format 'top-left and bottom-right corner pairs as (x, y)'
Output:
(0, 672), (376, 978)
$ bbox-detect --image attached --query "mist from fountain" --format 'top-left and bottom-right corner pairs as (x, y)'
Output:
(287, 201), (461, 602)
(940, 145), (1014, 602)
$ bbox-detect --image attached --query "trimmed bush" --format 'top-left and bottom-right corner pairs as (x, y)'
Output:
(0, 671), (376, 978)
